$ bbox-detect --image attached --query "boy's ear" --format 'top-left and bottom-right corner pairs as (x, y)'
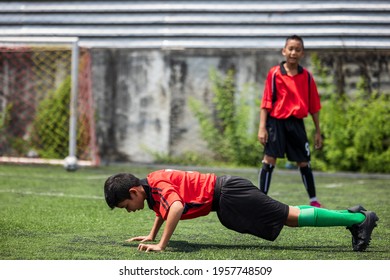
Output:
(128, 188), (136, 199)
(128, 186), (142, 199)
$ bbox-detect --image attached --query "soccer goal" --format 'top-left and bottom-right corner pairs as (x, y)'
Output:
(0, 37), (99, 170)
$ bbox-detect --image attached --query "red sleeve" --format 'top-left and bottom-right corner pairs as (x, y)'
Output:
(261, 67), (278, 110)
(150, 180), (183, 220)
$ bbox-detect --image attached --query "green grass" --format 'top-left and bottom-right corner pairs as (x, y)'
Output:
(0, 163), (389, 260)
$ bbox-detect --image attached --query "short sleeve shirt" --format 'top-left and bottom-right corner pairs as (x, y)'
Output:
(146, 169), (217, 220)
(261, 62), (321, 119)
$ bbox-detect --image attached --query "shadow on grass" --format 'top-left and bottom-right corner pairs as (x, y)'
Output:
(122, 240), (371, 253)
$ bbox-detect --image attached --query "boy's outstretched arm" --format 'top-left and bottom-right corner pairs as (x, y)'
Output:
(138, 201), (184, 252)
(126, 215), (164, 243)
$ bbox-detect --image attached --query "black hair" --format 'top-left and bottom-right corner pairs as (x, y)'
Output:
(103, 173), (140, 209)
(285, 34), (304, 49)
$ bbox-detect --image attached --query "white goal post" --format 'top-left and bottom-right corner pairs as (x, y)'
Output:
(0, 37), (99, 169)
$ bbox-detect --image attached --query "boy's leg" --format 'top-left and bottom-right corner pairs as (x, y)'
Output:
(292, 205), (379, 252)
(286, 118), (321, 206)
(299, 164), (321, 207)
(258, 161), (275, 194)
(297, 205), (350, 213)
(285, 205), (364, 227)
(297, 206), (365, 227)
(259, 116), (284, 195)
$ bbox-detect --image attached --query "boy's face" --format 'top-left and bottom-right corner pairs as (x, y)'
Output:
(117, 188), (145, 213)
(282, 39), (304, 64)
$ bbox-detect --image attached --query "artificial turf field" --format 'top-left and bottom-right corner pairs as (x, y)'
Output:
(0, 163), (389, 260)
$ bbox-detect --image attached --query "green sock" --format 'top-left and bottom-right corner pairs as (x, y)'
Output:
(297, 206), (365, 227)
(296, 205), (314, 210)
(296, 205), (352, 213)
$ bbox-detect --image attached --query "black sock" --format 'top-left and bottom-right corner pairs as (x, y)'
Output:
(258, 162), (274, 194)
(300, 165), (316, 198)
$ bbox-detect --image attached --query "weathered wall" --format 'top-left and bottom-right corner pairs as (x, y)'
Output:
(91, 49), (390, 163)
(316, 51), (390, 95)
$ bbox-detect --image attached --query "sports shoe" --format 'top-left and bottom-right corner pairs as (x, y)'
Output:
(347, 205), (366, 213)
(347, 206), (379, 252)
(310, 201), (322, 208)
(347, 205), (367, 250)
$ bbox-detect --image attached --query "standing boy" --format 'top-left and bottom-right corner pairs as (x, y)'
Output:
(258, 34), (323, 207)
(104, 169), (378, 252)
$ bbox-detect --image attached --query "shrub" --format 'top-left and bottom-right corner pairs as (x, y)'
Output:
(307, 55), (390, 173)
(189, 69), (262, 166)
(31, 76), (71, 158)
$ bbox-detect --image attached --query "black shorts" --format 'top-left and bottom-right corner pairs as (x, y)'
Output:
(213, 175), (289, 241)
(264, 116), (311, 162)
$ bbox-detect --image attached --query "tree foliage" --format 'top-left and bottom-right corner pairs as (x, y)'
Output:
(31, 76), (71, 158)
(307, 55), (390, 173)
(189, 69), (262, 166)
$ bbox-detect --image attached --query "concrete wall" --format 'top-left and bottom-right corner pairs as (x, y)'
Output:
(91, 48), (390, 163)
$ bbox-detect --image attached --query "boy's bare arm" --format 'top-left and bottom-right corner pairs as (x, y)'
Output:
(311, 112), (323, 149)
(258, 108), (269, 146)
(126, 215), (164, 243)
(148, 216), (165, 240)
(137, 201), (184, 252)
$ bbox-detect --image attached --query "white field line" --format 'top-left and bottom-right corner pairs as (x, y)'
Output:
(0, 156), (93, 166)
(0, 189), (102, 200)
(324, 183), (344, 188)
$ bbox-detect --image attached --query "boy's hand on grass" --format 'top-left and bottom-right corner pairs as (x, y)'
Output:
(125, 235), (153, 243)
(137, 243), (164, 252)
(125, 235), (164, 252)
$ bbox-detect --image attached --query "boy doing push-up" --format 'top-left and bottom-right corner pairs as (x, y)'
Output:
(104, 169), (379, 252)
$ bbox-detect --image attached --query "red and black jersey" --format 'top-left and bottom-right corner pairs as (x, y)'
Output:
(261, 62), (321, 119)
(143, 169), (217, 220)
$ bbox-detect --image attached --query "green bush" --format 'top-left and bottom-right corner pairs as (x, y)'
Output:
(307, 55), (390, 173)
(31, 76), (71, 159)
(189, 69), (262, 166)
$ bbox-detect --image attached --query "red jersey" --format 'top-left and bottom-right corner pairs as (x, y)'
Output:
(145, 169), (217, 220)
(261, 62), (321, 119)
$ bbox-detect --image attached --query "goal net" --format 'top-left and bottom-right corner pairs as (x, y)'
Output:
(0, 37), (99, 167)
